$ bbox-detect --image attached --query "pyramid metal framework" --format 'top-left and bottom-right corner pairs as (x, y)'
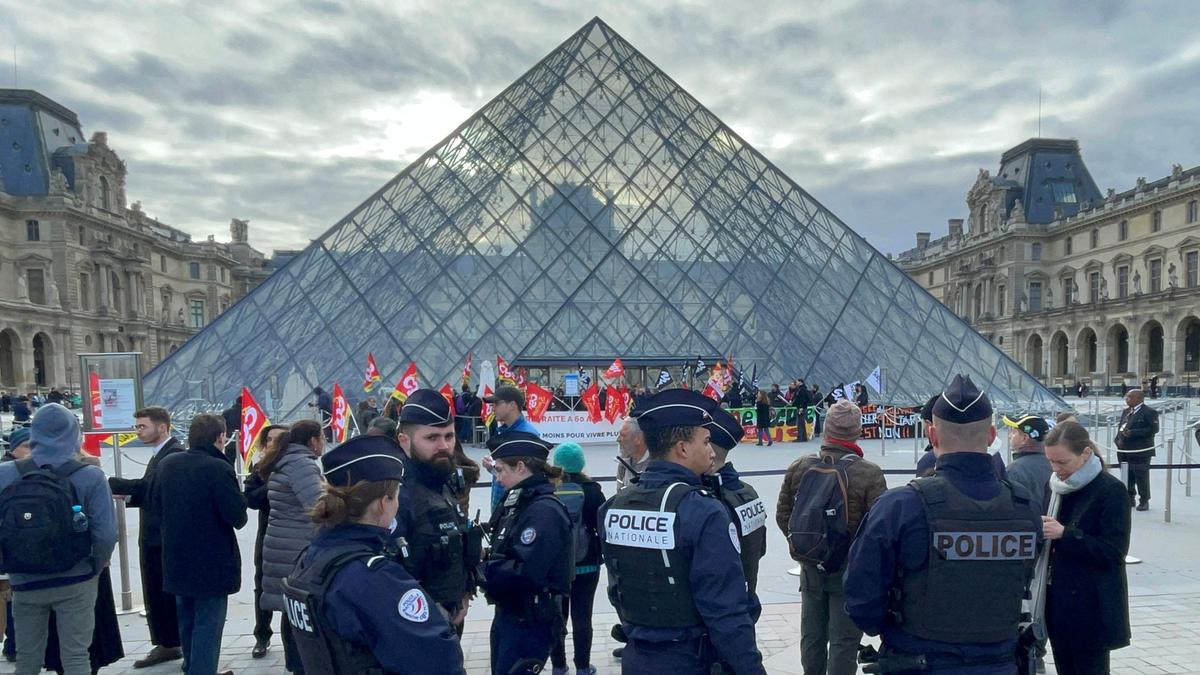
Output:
(143, 18), (1064, 420)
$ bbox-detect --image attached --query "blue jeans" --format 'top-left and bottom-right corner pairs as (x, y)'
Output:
(757, 427), (772, 444)
(176, 595), (228, 675)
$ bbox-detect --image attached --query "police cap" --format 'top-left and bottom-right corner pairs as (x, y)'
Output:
(632, 389), (713, 435)
(398, 388), (453, 427)
(931, 374), (993, 424)
(487, 430), (552, 461)
(1002, 413), (1051, 442)
(920, 394), (939, 423)
(701, 401), (745, 450)
(321, 434), (406, 487)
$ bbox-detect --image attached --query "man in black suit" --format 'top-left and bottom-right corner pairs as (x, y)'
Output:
(1116, 389), (1159, 511)
(109, 406), (185, 668)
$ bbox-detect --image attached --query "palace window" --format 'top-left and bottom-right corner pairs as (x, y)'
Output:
(927, 271), (933, 285)
(189, 262), (200, 279)
(26, 268), (46, 305)
(997, 286), (1006, 316)
(1119, 220), (1128, 241)
(190, 299), (205, 328)
(160, 255), (167, 272)
(1152, 210), (1162, 233)
(78, 226), (86, 245)
(1089, 271), (1100, 303)
(1065, 237), (1073, 255)
(1090, 228), (1099, 249)
(1029, 281), (1042, 312)
(98, 176), (111, 211)
(1050, 181), (1077, 203)
(1031, 243), (1042, 261)
(1063, 278), (1074, 305)
(1189, 200), (1198, 224)
(1186, 251), (1198, 288)
(1150, 259), (1162, 292)
(1117, 265), (1129, 298)
(79, 273), (90, 310)
(26, 219), (39, 241)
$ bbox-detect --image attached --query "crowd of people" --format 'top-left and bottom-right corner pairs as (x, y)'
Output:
(0, 378), (1157, 675)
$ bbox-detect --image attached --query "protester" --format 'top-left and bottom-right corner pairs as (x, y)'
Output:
(754, 390), (773, 446)
(455, 386), (478, 444)
(854, 383), (869, 407)
(366, 416), (397, 437)
(1043, 421), (1131, 673)
(355, 397), (379, 430)
(154, 413), (246, 675)
(0, 403), (117, 675)
(107, 406), (185, 669)
(614, 416), (649, 491)
(1003, 413), (1052, 512)
(793, 381), (812, 442)
(1116, 389), (1158, 511)
(310, 387), (334, 442)
(777, 399), (886, 675)
(12, 396), (31, 426)
(282, 435), (465, 674)
(259, 419), (325, 674)
(243, 424), (290, 659)
(549, 442), (604, 675)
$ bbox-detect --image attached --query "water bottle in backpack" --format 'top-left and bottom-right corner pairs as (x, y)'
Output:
(72, 504), (89, 533)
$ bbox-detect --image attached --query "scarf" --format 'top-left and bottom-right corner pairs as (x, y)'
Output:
(824, 438), (864, 458)
(1049, 454), (1103, 496)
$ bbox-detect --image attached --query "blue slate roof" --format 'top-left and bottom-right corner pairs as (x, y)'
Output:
(0, 89), (85, 196)
(996, 138), (1102, 224)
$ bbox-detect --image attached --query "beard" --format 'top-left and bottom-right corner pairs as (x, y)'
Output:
(419, 451), (456, 474)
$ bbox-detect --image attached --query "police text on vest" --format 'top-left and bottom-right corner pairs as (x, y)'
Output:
(604, 509), (676, 549)
(736, 498), (767, 534)
(934, 531), (1036, 560)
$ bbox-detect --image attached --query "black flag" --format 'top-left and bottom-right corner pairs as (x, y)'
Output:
(656, 369), (672, 388)
(578, 366), (591, 388)
(695, 356), (707, 373)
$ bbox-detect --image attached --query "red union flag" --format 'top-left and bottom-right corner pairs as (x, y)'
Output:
(702, 376), (724, 402)
(363, 353), (382, 392)
(516, 368), (528, 388)
(525, 382), (553, 423)
(618, 384), (631, 416)
(461, 352), (473, 387)
(604, 385), (624, 423)
(603, 358), (625, 380)
(481, 384), (495, 426)
(438, 383), (456, 416)
(82, 433), (104, 458)
(580, 382), (602, 423)
(240, 387), (270, 463)
(330, 383), (349, 443)
(88, 371), (103, 428)
(496, 355), (516, 384)
(391, 362), (420, 402)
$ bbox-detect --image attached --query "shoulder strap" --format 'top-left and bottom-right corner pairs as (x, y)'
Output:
(53, 460), (88, 479)
(910, 475), (948, 507)
(14, 458), (39, 476)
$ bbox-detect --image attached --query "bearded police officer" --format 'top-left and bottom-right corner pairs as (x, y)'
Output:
(282, 435), (465, 674)
(844, 375), (1042, 673)
(703, 400), (767, 622)
(392, 389), (481, 634)
(599, 389), (766, 675)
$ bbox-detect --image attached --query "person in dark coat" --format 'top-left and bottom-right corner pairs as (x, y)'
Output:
(243, 424), (290, 659)
(107, 406), (185, 668)
(311, 387), (334, 442)
(1115, 389), (1158, 510)
(12, 396), (31, 425)
(153, 414), (248, 675)
(754, 390), (773, 446)
(549, 442), (605, 675)
(1042, 422), (1131, 674)
(792, 382), (811, 442)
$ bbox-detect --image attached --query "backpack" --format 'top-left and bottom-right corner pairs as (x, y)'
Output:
(786, 454), (859, 573)
(0, 459), (93, 574)
(554, 479), (590, 567)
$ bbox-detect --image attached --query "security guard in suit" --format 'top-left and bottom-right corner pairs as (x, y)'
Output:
(392, 389), (482, 634)
(600, 389), (766, 675)
(703, 400), (767, 622)
(844, 375), (1042, 674)
(480, 431), (572, 675)
(281, 435), (465, 674)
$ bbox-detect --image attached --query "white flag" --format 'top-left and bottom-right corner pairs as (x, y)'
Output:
(866, 366), (884, 394)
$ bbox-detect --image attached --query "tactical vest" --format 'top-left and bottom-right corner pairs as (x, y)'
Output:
(400, 477), (468, 605)
(601, 481), (704, 628)
(717, 479), (767, 595)
(487, 486), (572, 585)
(281, 543), (389, 675)
(895, 476), (1039, 644)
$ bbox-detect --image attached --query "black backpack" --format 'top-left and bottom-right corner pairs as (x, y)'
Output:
(0, 459), (93, 574)
(554, 479), (590, 567)
(786, 454), (859, 573)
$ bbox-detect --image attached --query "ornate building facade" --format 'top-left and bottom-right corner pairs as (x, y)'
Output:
(0, 89), (272, 393)
(897, 138), (1200, 396)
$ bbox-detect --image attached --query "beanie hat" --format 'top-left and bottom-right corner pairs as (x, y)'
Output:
(30, 403), (82, 464)
(7, 427), (30, 451)
(552, 442), (586, 474)
(824, 399), (862, 442)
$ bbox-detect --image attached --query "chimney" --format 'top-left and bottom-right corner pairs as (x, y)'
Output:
(948, 218), (964, 238)
(916, 232), (931, 249)
(90, 131), (108, 146)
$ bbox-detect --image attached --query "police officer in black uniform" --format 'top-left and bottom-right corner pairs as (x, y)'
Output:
(480, 431), (572, 675)
(281, 435), (465, 674)
(393, 389), (481, 635)
(844, 374), (1042, 674)
(703, 399), (767, 622)
(600, 389), (766, 675)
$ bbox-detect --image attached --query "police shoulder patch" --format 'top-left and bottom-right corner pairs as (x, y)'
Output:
(398, 588), (430, 622)
(728, 522), (741, 553)
(520, 527), (537, 545)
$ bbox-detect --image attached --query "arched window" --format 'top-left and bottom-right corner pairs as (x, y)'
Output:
(98, 176), (111, 211)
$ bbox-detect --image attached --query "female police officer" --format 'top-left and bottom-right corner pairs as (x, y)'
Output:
(281, 435), (465, 674)
(480, 431), (572, 675)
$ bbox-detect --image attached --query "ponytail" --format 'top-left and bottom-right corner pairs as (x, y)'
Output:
(497, 456), (564, 485)
(310, 479), (399, 528)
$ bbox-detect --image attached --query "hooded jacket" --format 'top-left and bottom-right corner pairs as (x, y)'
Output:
(0, 404), (118, 591)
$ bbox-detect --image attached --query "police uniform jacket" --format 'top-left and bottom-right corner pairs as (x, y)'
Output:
(843, 452), (1042, 662)
(601, 460), (766, 675)
(303, 523), (465, 674)
(392, 457), (471, 607)
(480, 474), (572, 606)
(1116, 404), (1159, 456)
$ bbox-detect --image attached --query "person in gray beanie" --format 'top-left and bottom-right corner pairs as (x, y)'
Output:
(0, 403), (117, 675)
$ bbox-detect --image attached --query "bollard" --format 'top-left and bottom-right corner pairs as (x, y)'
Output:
(1165, 438), (1174, 524)
(1185, 419), (1193, 498)
(1106, 416), (1114, 467)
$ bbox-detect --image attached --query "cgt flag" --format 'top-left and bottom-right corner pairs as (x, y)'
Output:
(391, 362), (420, 402)
(497, 355), (516, 384)
(581, 381), (602, 423)
(330, 384), (349, 443)
(481, 384), (496, 426)
(240, 387), (270, 464)
(603, 358), (625, 380)
(525, 382), (554, 423)
(438, 383), (456, 416)
(363, 353), (382, 392)
(603, 385), (623, 423)
(656, 369), (672, 388)
(462, 352), (473, 387)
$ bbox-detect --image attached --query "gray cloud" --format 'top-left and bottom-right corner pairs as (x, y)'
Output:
(3, 0), (1197, 260)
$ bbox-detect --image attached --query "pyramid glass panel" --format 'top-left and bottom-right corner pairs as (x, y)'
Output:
(144, 18), (1064, 419)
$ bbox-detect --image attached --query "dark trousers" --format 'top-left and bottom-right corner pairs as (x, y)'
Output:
(1121, 453), (1152, 502)
(3, 598), (14, 658)
(281, 621), (306, 673)
(490, 606), (555, 675)
(175, 595), (227, 675)
(142, 544), (180, 648)
(551, 571), (600, 669)
(1051, 644), (1110, 674)
(252, 587), (273, 643)
(623, 637), (712, 674)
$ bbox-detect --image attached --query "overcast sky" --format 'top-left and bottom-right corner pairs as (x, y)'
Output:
(5, 0), (1199, 257)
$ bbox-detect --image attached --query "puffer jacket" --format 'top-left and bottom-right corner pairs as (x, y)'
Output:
(260, 444), (324, 612)
(775, 443), (887, 537)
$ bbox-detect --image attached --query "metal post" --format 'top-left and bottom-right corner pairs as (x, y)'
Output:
(111, 432), (134, 612)
(881, 404), (887, 457)
(1106, 415), (1114, 467)
(1185, 418), (1193, 498)
(1165, 438), (1174, 524)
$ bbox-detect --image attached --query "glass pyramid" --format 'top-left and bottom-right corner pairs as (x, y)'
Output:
(143, 17), (1064, 420)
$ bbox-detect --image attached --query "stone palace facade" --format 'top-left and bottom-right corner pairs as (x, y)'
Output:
(896, 138), (1200, 396)
(0, 89), (272, 394)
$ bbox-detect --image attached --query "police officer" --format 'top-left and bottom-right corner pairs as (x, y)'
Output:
(844, 374), (1042, 674)
(480, 431), (572, 675)
(392, 389), (481, 635)
(600, 389), (766, 675)
(281, 435), (465, 674)
(703, 400), (766, 622)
